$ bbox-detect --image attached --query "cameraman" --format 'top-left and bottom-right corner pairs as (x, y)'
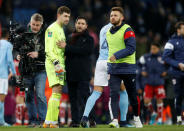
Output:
(13, 13), (47, 126)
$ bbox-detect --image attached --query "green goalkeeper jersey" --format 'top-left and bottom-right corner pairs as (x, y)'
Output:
(45, 22), (66, 87)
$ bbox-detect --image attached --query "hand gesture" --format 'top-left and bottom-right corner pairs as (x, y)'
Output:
(110, 55), (116, 62)
(141, 71), (148, 77)
(178, 63), (184, 71)
(56, 40), (66, 49)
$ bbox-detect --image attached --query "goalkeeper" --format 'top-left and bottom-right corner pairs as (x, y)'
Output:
(43, 6), (71, 128)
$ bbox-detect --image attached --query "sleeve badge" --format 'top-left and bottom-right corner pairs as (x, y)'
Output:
(48, 32), (52, 37)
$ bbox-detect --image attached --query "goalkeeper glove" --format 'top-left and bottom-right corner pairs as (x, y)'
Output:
(53, 60), (65, 79)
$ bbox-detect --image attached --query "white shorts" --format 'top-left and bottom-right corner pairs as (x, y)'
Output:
(94, 60), (108, 86)
(0, 78), (8, 95)
(93, 60), (124, 86)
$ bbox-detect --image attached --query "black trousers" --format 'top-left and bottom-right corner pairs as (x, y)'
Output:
(109, 74), (138, 119)
(67, 80), (95, 124)
(172, 76), (184, 116)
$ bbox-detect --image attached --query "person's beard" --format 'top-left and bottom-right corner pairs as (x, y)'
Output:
(64, 20), (69, 25)
(76, 27), (82, 32)
(111, 19), (121, 26)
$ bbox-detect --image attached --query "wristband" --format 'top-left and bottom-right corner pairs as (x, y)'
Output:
(53, 60), (59, 66)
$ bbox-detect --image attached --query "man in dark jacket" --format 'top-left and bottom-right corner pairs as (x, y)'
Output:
(162, 21), (184, 125)
(13, 13), (47, 126)
(57, 16), (94, 127)
(139, 43), (167, 125)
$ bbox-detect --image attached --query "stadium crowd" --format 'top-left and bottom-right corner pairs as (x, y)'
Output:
(0, 0), (184, 128)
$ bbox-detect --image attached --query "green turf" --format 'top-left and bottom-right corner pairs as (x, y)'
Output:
(0, 125), (184, 131)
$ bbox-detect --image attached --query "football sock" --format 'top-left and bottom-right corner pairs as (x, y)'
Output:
(83, 90), (102, 117)
(45, 93), (61, 124)
(119, 90), (128, 121)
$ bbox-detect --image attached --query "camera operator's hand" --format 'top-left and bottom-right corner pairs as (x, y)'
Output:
(27, 51), (38, 58)
(53, 60), (65, 80)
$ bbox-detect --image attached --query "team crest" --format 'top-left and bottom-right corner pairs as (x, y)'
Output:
(48, 32), (52, 37)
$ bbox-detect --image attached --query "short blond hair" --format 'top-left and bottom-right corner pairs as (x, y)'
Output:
(31, 13), (44, 24)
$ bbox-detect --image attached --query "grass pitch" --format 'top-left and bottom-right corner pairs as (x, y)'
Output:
(0, 125), (184, 131)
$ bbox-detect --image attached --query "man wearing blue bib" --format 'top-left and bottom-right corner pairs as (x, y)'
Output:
(106, 7), (143, 128)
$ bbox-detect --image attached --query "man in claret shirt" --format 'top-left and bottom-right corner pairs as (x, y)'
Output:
(106, 7), (143, 128)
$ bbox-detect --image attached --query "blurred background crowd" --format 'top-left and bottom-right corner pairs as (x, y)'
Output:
(0, 0), (184, 126)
